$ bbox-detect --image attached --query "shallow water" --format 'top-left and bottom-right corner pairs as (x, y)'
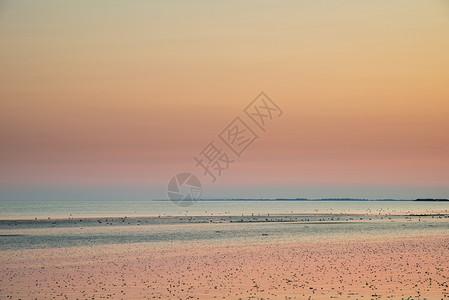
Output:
(1, 214), (448, 251)
(1, 199), (449, 219)
(1, 200), (448, 251)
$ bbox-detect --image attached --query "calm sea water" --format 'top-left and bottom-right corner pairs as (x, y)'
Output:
(1, 200), (448, 251)
(1, 200), (449, 220)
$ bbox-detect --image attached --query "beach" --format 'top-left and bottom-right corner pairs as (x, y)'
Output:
(1, 205), (449, 299)
(1, 233), (448, 299)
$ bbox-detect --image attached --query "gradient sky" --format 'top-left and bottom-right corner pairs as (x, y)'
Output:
(1, 0), (448, 200)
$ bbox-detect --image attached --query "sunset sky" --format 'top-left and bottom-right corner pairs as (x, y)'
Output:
(1, 1), (448, 200)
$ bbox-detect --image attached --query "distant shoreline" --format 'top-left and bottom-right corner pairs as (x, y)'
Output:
(415, 198), (449, 202)
(153, 198), (448, 202)
(1, 198), (447, 202)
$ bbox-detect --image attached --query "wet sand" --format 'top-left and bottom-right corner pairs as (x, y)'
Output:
(1, 234), (449, 299)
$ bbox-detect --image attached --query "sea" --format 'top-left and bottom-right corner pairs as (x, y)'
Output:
(1, 200), (448, 251)
(1, 199), (449, 220)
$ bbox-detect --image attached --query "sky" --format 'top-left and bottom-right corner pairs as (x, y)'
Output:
(1, 0), (448, 200)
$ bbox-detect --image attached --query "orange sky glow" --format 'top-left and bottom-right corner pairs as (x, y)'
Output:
(1, 1), (448, 199)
